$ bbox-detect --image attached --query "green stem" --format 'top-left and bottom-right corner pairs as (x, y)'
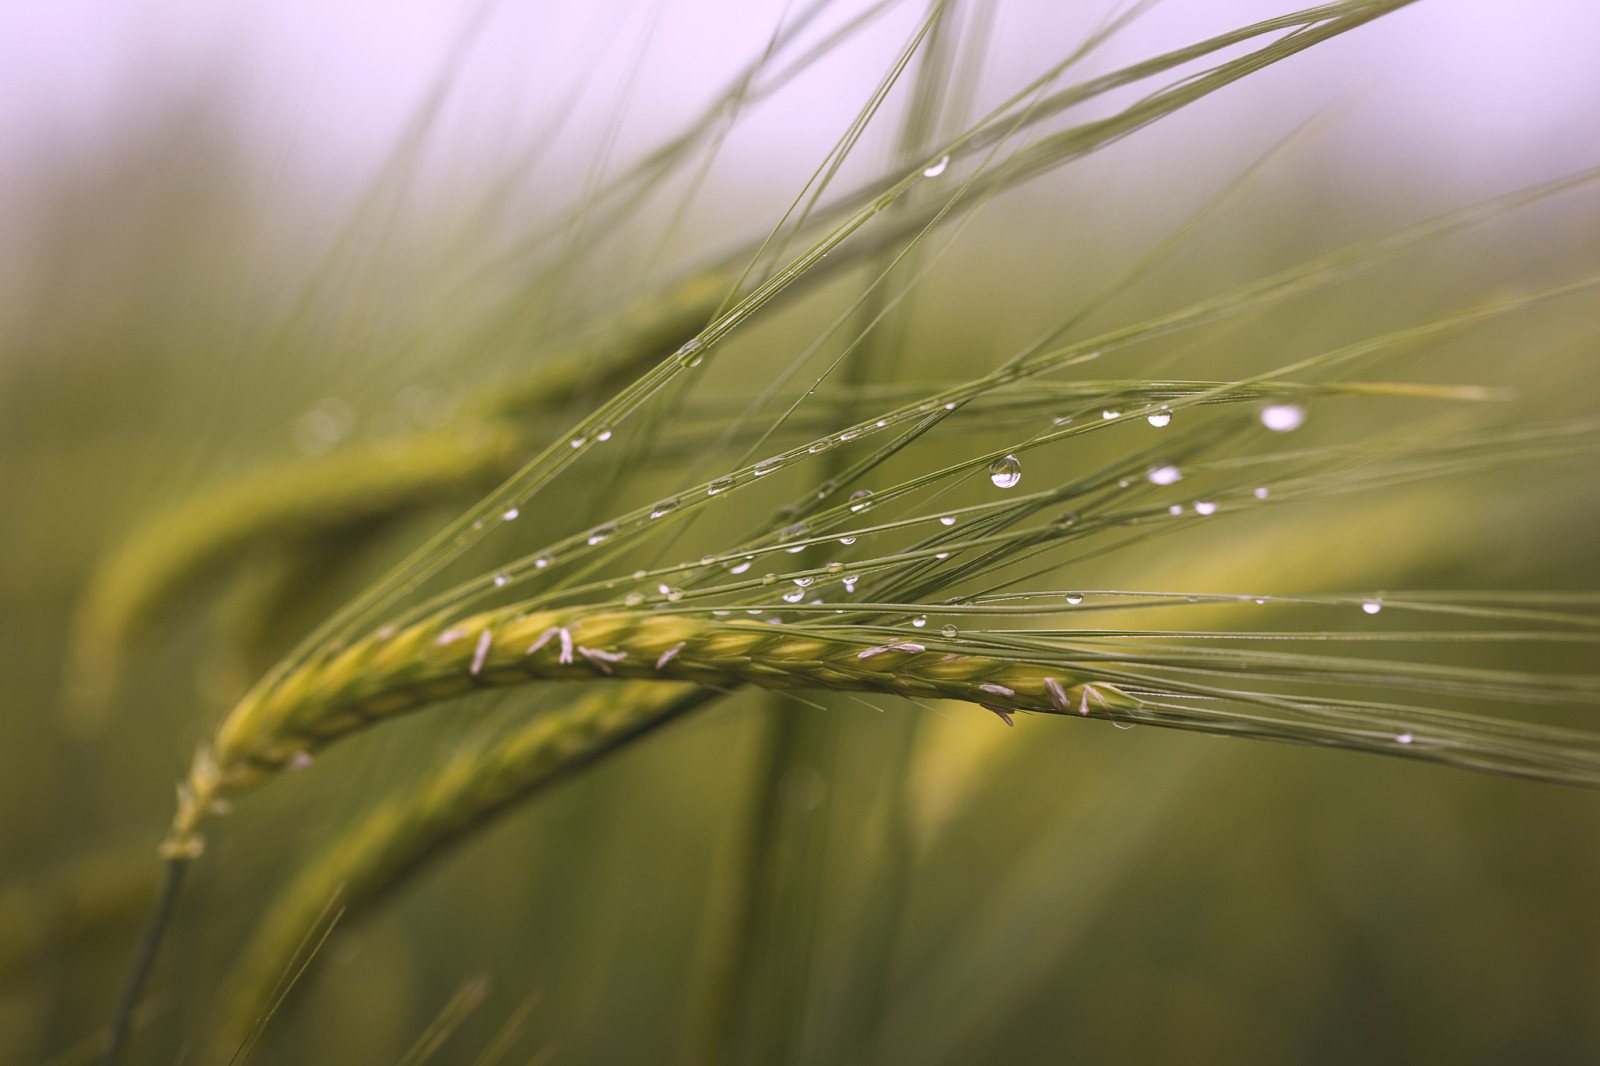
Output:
(99, 856), (187, 1066)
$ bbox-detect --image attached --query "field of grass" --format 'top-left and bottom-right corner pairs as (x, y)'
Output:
(4, 2), (1600, 1063)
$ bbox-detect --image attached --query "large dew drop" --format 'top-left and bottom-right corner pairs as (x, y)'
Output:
(1147, 465), (1182, 486)
(1260, 404), (1306, 432)
(922, 155), (950, 178)
(988, 454), (1022, 489)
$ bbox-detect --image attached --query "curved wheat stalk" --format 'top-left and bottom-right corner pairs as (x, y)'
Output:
(209, 681), (715, 1054)
(64, 424), (526, 731)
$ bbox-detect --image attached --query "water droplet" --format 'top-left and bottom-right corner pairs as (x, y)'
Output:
(1396, 732), (1414, 744)
(730, 561), (752, 575)
(762, 573), (778, 585)
(1102, 409), (1121, 420)
(502, 507), (520, 521)
(493, 570), (510, 587)
(988, 454), (1022, 489)
(782, 589), (805, 603)
(839, 536), (856, 545)
(943, 402), (956, 411)
(587, 523), (619, 545)
(1052, 415), (1073, 426)
(570, 435), (587, 449)
(534, 552), (554, 568)
(1194, 501), (1217, 515)
(1254, 487), (1270, 499)
(911, 616), (927, 628)
(840, 429), (860, 442)
(794, 577), (814, 588)
(595, 425), (613, 442)
(1065, 593), (1083, 605)
(825, 561), (844, 574)
(707, 477), (734, 495)
(650, 498), (680, 518)
(922, 155), (949, 178)
(1255, 597), (1266, 605)
(624, 592), (645, 606)
(842, 575), (858, 592)
(677, 338), (704, 367)
(1149, 465), (1184, 486)
(1168, 504), (1184, 515)
(935, 552), (950, 560)
(1261, 404), (1306, 432)
(665, 588), (685, 602)
(848, 489), (874, 512)
(1362, 600), (1383, 615)
(940, 624), (958, 638)
(1147, 408), (1172, 428)
(753, 456), (782, 476)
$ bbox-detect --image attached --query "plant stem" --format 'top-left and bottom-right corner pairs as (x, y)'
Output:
(99, 856), (187, 1066)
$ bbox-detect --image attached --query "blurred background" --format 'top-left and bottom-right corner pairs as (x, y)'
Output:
(3, 2), (1600, 1063)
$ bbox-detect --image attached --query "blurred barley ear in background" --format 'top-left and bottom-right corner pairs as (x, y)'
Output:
(4, 1), (1600, 1063)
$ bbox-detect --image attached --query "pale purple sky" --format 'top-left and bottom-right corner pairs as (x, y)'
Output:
(1, 1), (1597, 203)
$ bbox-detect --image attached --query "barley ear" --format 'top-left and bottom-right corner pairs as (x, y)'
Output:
(210, 681), (713, 1053)
(162, 607), (1134, 857)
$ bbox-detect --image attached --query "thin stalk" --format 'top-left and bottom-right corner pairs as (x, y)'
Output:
(97, 857), (187, 1066)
